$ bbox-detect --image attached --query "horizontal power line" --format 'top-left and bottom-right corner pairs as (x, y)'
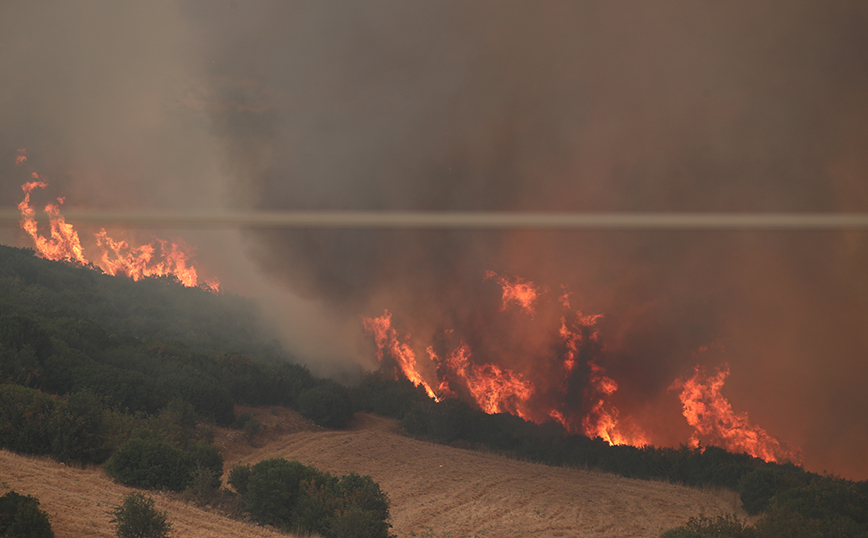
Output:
(2, 209), (868, 230)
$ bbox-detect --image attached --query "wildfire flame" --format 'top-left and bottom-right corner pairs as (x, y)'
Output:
(484, 270), (541, 317)
(670, 364), (803, 464)
(365, 272), (802, 460)
(364, 272), (649, 447)
(15, 154), (219, 291)
(428, 343), (535, 420)
(18, 176), (88, 264)
(362, 311), (439, 400)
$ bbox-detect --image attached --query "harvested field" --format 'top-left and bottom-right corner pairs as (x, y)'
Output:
(219, 407), (745, 538)
(0, 449), (294, 538)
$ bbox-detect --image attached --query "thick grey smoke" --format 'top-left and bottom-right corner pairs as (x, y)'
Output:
(2, 1), (868, 479)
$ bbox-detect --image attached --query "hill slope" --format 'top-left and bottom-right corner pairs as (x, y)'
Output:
(0, 450), (293, 538)
(220, 408), (743, 538)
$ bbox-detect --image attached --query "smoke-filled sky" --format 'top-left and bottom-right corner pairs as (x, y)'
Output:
(2, 1), (868, 480)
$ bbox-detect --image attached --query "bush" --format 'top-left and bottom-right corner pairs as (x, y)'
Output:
(228, 464), (252, 497)
(104, 437), (192, 491)
(245, 459), (320, 527)
(0, 384), (57, 456)
(765, 478), (868, 530)
(236, 458), (392, 537)
(0, 491), (55, 538)
(51, 390), (113, 464)
(660, 514), (755, 538)
(110, 492), (171, 538)
(297, 382), (354, 429)
(739, 466), (810, 515)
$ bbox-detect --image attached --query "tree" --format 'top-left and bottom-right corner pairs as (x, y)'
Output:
(110, 493), (171, 538)
(0, 490), (55, 538)
(103, 437), (192, 491)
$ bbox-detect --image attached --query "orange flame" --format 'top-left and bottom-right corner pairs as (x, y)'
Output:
(15, 148), (27, 166)
(557, 310), (648, 446)
(362, 311), (439, 400)
(428, 343), (535, 420)
(580, 360), (649, 446)
(16, 156), (218, 291)
(670, 364), (802, 464)
(95, 230), (201, 288)
(484, 270), (540, 317)
(364, 272), (649, 447)
(18, 177), (88, 264)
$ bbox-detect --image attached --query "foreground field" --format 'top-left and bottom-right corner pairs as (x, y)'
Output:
(0, 449), (292, 538)
(219, 407), (744, 538)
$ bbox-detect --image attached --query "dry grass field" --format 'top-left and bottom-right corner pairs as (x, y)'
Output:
(218, 407), (745, 538)
(0, 449), (294, 538)
(0, 406), (744, 538)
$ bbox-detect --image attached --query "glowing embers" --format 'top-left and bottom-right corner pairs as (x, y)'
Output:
(670, 364), (803, 464)
(363, 272), (648, 448)
(16, 155), (219, 291)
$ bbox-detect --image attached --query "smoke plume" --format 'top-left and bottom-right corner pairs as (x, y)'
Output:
(2, 1), (868, 479)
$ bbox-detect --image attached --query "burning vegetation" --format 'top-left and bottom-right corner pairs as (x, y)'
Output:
(15, 150), (218, 291)
(365, 271), (802, 464)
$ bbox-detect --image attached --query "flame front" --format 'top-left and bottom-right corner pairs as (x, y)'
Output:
(16, 154), (219, 291)
(364, 272), (649, 447)
(362, 311), (439, 400)
(428, 343), (535, 420)
(18, 176), (88, 264)
(670, 364), (803, 464)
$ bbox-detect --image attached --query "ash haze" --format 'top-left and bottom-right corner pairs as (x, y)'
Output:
(2, 1), (868, 480)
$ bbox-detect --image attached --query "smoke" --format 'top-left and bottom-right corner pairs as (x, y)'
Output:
(2, 1), (868, 479)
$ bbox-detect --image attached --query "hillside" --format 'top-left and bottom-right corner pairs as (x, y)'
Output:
(217, 406), (743, 538)
(0, 450), (294, 538)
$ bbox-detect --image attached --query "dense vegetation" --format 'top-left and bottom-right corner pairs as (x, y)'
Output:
(1, 244), (866, 536)
(229, 458), (392, 538)
(0, 491), (54, 538)
(110, 493), (172, 538)
(0, 244), (284, 361)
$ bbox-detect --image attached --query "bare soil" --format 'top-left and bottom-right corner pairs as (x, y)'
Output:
(218, 406), (745, 538)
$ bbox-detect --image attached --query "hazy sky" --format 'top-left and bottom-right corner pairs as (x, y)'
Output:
(2, 1), (867, 479)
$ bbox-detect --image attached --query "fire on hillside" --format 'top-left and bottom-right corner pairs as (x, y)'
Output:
(365, 271), (803, 464)
(15, 149), (219, 291)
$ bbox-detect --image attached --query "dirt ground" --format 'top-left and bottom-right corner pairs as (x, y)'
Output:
(219, 407), (745, 538)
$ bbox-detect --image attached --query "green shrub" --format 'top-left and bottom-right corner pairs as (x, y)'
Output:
(245, 459), (320, 527)
(104, 435), (224, 493)
(0, 490), (55, 538)
(765, 478), (868, 530)
(739, 466), (810, 515)
(660, 514), (755, 538)
(0, 384), (57, 456)
(51, 390), (113, 464)
(110, 492), (171, 538)
(234, 413), (261, 442)
(228, 464), (252, 497)
(104, 437), (192, 491)
(236, 458), (392, 537)
(297, 382), (354, 429)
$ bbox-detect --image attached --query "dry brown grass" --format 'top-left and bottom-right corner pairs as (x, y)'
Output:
(0, 450), (294, 538)
(217, 407), (746, 538)
(1, 405), (743, 538)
